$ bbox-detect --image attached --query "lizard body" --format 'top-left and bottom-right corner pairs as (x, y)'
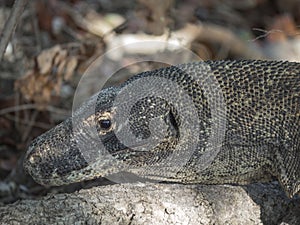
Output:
(24, 60), (300, 198)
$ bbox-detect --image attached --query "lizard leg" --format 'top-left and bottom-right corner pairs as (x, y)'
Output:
(274, 146), (300, 198)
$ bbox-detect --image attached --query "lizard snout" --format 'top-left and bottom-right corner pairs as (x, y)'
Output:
(23, 118), (89, 186)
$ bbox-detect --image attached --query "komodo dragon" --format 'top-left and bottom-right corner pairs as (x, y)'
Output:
(23, 60), (300, 198)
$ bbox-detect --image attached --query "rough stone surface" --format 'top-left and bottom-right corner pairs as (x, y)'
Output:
(0, 183), (299, 225)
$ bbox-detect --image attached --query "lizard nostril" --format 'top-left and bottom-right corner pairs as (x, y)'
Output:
(28, 155), (35, 164)
(23, 151), (35, 174)
(23, 143), (43, 176)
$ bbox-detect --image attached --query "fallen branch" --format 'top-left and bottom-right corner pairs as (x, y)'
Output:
(105, 23), (266, 61)
(0, 0), (29, 62)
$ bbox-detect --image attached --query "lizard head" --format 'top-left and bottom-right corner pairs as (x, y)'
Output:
(23, 82), (182, 186)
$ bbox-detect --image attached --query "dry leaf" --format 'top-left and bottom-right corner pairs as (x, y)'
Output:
(65, 57), (78, 80)
(14, 43), (89, 108)
(37, 45), (61, 75)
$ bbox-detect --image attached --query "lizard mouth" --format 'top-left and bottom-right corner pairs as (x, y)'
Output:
(23, 143), (88, 186)
(23, 142), (131, 186)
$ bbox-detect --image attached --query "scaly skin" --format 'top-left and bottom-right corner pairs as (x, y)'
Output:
(24, 60), (300, 198)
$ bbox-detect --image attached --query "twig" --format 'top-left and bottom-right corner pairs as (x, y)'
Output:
(46, 106), (70, 116)
(14, 92), (21, 131)
(251, 28), (284, 41)
(30, 1), (42, 52)
(0, 104), (70, 117)
(21, 110), (38, 142)
(0, 0), (29, 62)
(0, 104), (36, 115)
(4, 114), (52, 130)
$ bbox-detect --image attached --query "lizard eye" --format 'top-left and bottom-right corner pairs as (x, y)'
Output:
(99, 119), (112, 130)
